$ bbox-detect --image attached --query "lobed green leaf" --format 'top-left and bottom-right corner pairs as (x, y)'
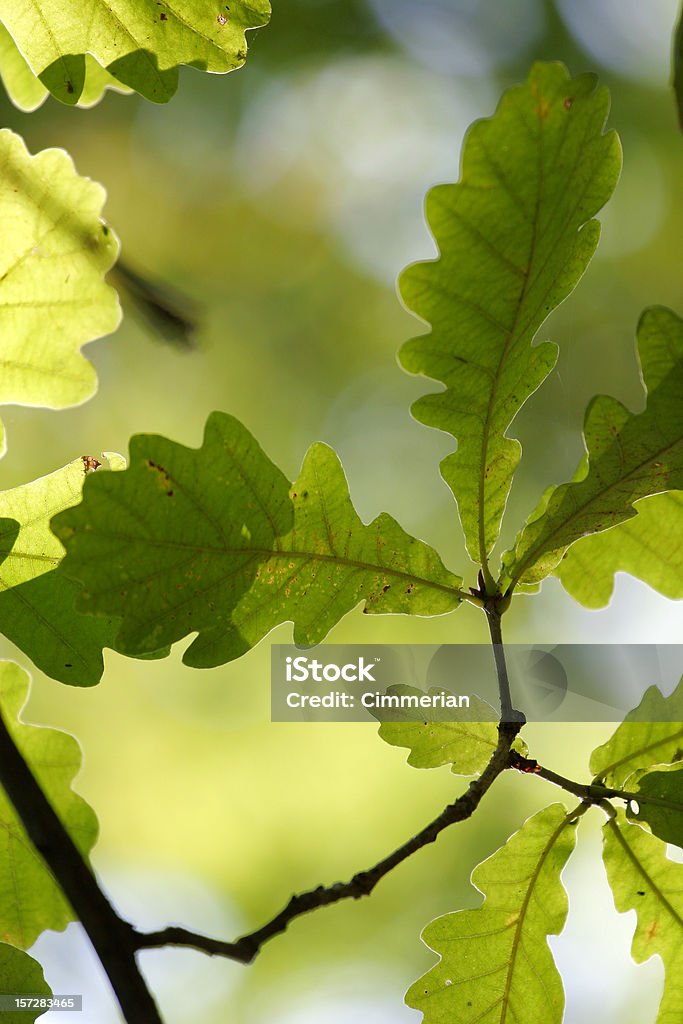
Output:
(0, 23), (131, 111)
(399, 61), (620, 566)
(406, 804), (578, 1024)
(0, 130), (120, 459)
(375, 685), (527, 775)
(0, 0), (270, 106)
(0, 456), (126, 686)
(0, 944), (51, 1022)
(590, 675), (683, 788)
(52, 412), (464, 668)
(555, 490), (683, 607)
(0, 661), (98, 948)
(603, 811), (683, 1023)
(502, 306), (683, 587)
(627, 765), (683, 850)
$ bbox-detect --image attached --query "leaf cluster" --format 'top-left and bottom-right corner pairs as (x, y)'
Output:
(0, 18), (681, 1024)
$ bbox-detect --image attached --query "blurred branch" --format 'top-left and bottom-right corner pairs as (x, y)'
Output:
(0, 701), (162, 1024)
(110, 258), (199, 350)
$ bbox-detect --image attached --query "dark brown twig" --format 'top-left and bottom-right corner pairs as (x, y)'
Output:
(515, 756), (683, 815)
(135, 721), (523, 964)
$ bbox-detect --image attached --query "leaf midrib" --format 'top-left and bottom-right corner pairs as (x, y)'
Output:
(498, 810), (574, 1022)
(509, 429), (683, 587)
(594, 726), (683, 784)
(73, 532), (463, 599)
(608, 816), (683, 931)
(475, 129), (539, 567)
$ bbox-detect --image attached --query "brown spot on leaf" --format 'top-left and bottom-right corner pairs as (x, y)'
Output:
(217, 12), (227, 24)
(564, 97), (573, 110)
(160, 11), (167, 19)
(535, 97), (550, 120)
(146, 459), (174, 494)
(81, 455), (102, 475)
(645, 919), (658, 942)
(66, 81), (75, 95)
(382, 585), (390, 593)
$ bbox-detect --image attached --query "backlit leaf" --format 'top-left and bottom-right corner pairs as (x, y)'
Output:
(0, 0), (270, 106)
(627, 765), (683, 850)
(555, 490), (683, 607)
(406, 804), (578, 1024)
(375, 686), (527, 775)
(590, 676), (683, 788)
(53, 412), (464, 668)
(0, 457), (124, 686)
(502, 306), (683, 587)
(0, 661), (97, 948)
(0, 23), (131, 111)
(399, 62), (620, 565)
(0, 130), (119, 458)
(0, 944), (51, 1022)
(603, 811), (683, 1023)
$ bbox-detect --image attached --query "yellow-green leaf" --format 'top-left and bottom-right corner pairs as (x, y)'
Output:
(407, 804), (578, 1024)
(503, 306), (683, 587)
(0, 130), (120, 458)
(375, 685), (527, 775)
(590, 676), (683, 788)
(0, 0), (270, 106)
(0, 456), (125, 685)
(0, 23), (131, 110)
(555, 490), (683, 607)
(0, 661), (97, 948)
(604, 811), (683, 1024)
(399, 62), (620, 564)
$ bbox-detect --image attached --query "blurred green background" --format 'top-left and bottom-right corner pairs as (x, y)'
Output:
(0, 0), (682, 1021)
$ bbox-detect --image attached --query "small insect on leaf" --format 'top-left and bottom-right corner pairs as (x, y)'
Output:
(81, 455), (102, 475)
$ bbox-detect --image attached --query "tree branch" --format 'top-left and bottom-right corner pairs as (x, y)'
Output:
(510, 754), (683, 815)
(0, 704), (162, 1024)
(484, 600), (525, 727)
(0, 579), (526, 992)
(135, 723), (523, 964)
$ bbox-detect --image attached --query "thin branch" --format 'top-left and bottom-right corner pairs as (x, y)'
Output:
(484, 602), (524, 726)
(511, 755), (683, 815)
(136, 722), (523, 964)
(0, 705), (162, 1024)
